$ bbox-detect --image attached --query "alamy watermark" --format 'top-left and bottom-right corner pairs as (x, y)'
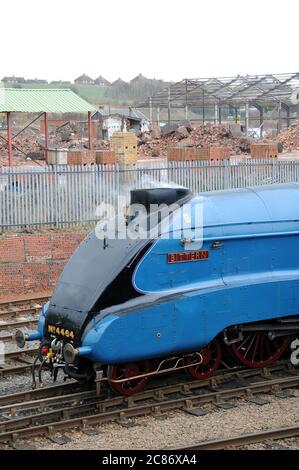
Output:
(290, 339), (299, 366)
(94, 198), (204, 243)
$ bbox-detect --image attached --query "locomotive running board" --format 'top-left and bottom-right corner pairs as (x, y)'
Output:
(106, 354), (204, 385)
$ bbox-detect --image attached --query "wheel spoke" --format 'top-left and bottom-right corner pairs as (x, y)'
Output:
(232, 331), (291, 368)
(243, 333), (257, 359)
(238, 334), (252, 350)
(252, 333), (260, 362)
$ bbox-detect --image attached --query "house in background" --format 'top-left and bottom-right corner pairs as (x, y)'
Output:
(2, 76), (26, 84)
(26, 78), (48, 84)
(50, 80), (72, 86)
(2, 76), (49, 85)
(74, 74), (94, 85)
(111, 78), (127, 87)
(94, 76), (111, 86)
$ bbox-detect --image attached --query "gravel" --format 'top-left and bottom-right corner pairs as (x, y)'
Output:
(30, 392), (299, 450)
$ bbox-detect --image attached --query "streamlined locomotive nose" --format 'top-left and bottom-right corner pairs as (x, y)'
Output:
(43, 188), (192, 346)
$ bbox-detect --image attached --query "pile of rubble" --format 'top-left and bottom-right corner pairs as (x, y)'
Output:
(137, 122), (252, 158)
(0, 123), (109, 167)
(278, 121), (299, 151)
(0, 129), (43, 166)
(0, 120), (256, 166)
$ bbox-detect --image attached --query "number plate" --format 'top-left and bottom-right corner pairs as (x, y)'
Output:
(167, 250), (209, 263)
(48, 325), (75, 340)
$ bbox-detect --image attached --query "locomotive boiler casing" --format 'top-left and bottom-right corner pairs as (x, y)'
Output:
(39, 183), (299, 366)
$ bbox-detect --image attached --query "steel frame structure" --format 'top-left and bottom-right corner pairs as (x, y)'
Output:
(138, 73), (299, 131)
(0, 111), (93, 166)
(0, 88), (95, 166)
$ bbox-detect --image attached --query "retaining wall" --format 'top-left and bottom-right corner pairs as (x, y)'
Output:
(0, 229), (88, 296)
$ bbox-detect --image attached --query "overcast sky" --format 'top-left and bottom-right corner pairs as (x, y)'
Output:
(1, 0), (298, 82)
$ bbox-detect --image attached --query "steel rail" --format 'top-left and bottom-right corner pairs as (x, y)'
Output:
(4, 348), (38, 359)
(0, 361), (289, 407)
(0, 334), (13, 343)
(172, 425), (299, 450)
(0, 381), (87, 407)
(0, 373), (298, 444)
(0, 364), (34, 376)
(0, 295), (50, 308)
(0, 349), (39, 376)
(0, 318), (39, 332)
(0, 307), (41, 320)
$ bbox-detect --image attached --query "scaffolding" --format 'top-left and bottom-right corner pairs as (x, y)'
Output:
(138, 73), (299, 135)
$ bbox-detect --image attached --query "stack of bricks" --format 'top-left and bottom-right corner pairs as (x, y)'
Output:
(110, 132), (138, 165)
(95, 150), (117, 165)
(67, 150), (96, 165)
(251, 143), (278, 159)
(167, 146), (230, 162)
(0, 230), (88, 296)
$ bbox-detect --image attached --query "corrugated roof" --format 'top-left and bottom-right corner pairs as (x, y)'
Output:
(95, 108), (148, 120)
(0, 88), (96, 113)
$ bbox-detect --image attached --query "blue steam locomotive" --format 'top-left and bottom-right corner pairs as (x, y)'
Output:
(16, 184), (299, 395)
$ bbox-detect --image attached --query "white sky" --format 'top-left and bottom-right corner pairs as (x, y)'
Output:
(1, 0), (298, 82)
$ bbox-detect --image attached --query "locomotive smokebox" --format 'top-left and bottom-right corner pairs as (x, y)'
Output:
(130, 187), (192, 213)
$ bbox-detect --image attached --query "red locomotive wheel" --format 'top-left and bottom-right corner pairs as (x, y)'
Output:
(185, 339), (222, 380)
(231, 332), (290, 368)
(107, 360), (151, 396)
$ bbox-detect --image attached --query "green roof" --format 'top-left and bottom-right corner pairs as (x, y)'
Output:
(0, 88), (96, 113)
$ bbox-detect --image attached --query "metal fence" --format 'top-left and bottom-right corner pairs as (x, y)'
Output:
(1, 159), (299, 231)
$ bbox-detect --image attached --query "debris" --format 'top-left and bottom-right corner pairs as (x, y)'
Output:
(178, 120), (193, 132)
(27, 151), (45, 160)
(175, 126), (190, 140)
(0, 121), (256, 166)
(139, 123), (253, 158)
(278, 121), (299, 150)
(161, 123), (179, 136)
(228, 123), (243, 138)
(140, 133), (152, 144)
(149, 124), (162, 139)
(151, 146), (161, 158)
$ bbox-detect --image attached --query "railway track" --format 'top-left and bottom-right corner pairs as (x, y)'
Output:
(0, 293), (49, 332)
(0, 360), (290, 406)
(0, 318), (39, 333)
(0, 293), (50, 310)
(0, 347), (39, 377)
(0, 306), (41, 321)
(0, 334), (13, 343)
(4, 348), (37, 359)
(0, 293), (50, 376)
(0, 294), (298, 448)
(0, 381), (89, 407)
(0, 364), (298, 446)
(173, 425), (299, 450)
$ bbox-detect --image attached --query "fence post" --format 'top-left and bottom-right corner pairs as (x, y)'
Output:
(224, 159), (229, 190)
(116, 163), (120, 216)
(272, 158), (276, 184)
(54, 165), (58, 227)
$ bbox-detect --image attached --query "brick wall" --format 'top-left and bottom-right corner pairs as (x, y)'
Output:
(0, 229), (89, 296)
